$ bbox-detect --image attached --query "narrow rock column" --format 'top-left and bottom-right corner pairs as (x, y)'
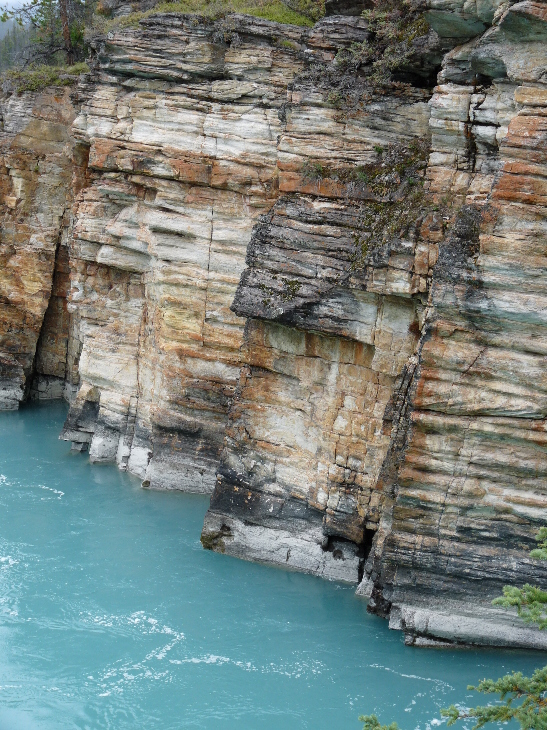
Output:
(0, 88), (79, 409)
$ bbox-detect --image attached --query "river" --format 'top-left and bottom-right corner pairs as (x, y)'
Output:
(0, 402), (540, 729)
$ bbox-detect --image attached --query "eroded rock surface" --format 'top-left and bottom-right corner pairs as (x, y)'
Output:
(0, 87), (81, 408)
(365, 2), (547, 649)
(203, 0), (547, 647)
(202, 88), (433, 581)
(59, 14), (372, 490)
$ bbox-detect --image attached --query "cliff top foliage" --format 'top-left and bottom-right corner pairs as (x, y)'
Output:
(342, 0), (429, 87)
(0, 0), (92, 68)
(293, 0), (432, 120)
(0, 0), (321, 73)
(1, 61), (88, 92)
(90, 0), (319, 34)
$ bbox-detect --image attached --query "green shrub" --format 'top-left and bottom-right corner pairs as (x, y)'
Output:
(278, 38), (299, 49)
(298, 138), (433, 271)
(90, 0), (314, 34)
(282, 0), (324, 21)
(337, 0), (430, 88)
(293, 0), (431, 120)
(1, 62), (88, 93)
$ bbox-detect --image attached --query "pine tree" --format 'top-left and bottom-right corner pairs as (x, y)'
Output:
(0, 0), (91, 67)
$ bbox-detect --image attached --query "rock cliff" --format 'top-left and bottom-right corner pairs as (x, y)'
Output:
(1, 0), (547, 648)
(204, 0), (547, 648)
(0, 86), (84, 408)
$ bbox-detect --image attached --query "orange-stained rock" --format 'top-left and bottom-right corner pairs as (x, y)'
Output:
(204, 1), (547, 648)
(362, 3), (547, 649)
(0, 87), (81, 408)
(59, 13), (372, 491)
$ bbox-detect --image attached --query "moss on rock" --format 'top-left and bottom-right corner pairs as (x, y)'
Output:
(1, 63), (89, 94)
(90, 0), (316, 34)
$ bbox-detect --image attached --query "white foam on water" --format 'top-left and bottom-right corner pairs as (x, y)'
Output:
(168, 653), (326, 679)
(0, 472), (63, 501)
(83, 611), (326, 686)
(370, 664), (454, 691)
(0, 556), (18, 567)
(0, 539), (22, 619)
(169, 654), (231, 666)
(82, 611), (185, 640)
(169, 654), (259, 673)
(37, 484), (64, 499)
(421, 717), (449, 730)
(83, 611), (186, 697)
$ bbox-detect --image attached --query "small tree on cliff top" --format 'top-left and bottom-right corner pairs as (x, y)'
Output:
(0, 0), (90, 67)
(359, 529), (547, 730)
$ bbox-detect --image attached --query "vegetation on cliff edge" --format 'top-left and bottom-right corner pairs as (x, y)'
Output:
(340, 0), (430, 88)
(2, 61), (88, 92)
(90, 0), (318, 34)
(293, 0), (432, 118)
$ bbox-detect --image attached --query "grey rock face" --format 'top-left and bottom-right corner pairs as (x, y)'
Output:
(203, 0), (547, 648)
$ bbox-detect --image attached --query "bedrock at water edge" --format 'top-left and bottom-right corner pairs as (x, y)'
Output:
(1, 0), (547, 649)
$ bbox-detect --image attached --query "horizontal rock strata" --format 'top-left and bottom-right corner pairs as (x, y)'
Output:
(203, 0), (547, 647)
(202, 88), (434, 581)
(59, 13), (372, 491)
(365, 2), (547, 648)
(0, 87), (80, 408)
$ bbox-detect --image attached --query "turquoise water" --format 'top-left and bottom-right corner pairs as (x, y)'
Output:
(0, 402), (542, 730)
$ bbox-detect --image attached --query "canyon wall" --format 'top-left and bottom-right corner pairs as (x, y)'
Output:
(1, 0), (547, 648)
(202, 0), (547, 648)
(60, 14), (364, 490)
(369, 1), (547, 648)
(0, 86), (83, 408)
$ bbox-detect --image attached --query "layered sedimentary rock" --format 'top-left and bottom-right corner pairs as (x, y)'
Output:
(201, 6), (452, 579)
(366, 0), (547, 648)
(0, 87), (81, 408)
(202, 93), (434, 581)
(59, 14), (373, 490)
(203, 0), (547, 647)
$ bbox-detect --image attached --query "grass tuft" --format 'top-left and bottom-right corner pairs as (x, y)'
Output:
(2, 63), (89, 94)
(89, 0), (316, 34)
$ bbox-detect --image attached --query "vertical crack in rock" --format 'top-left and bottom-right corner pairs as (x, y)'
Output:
(30, 229), (73, 402)
(361, 0), (547, 648)
(202, 11), (438, 582)
(0, 87), (80, 409)
(58, 15), (305, 488)
(203, 0), (547, 648)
